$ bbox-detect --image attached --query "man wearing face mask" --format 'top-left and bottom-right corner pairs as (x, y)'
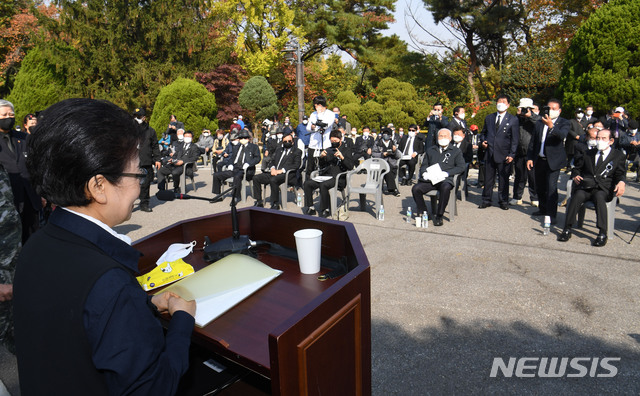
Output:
(479, 94), (520, 210)
(566, 108), (586, 172)
(133, 107), (161, 212)
(212, 129), (260, 202)
(0, 100), (41, 243)
(306, 96), (335, 178)
(448, 106), (469, 135)
(210, 129), (229, 169)
(355, 126), (375, 161)
(295, 115), (310, 147)
(424, 103), (449, 150)
(527, 98), (570, 223)
(622, 119), (640, 182)
(510, 98), (539, 206)
(157, 130), (201, 193)
(252, 132), (302, 209)
(398, 124), (425, 185)
(196, 129), (214, 156)
(412, 128), (465, 226)
(584, 105), (597, 128)
(558, 129), (626, 246)
(372, 128), (401, 196)
(303, 130), (354, 217)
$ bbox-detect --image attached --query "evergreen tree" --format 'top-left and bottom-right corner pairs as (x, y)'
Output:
(238, 76), (279, 122)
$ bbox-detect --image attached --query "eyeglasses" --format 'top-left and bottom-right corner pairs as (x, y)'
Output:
(120, 168), (148, 185)
(409, 129), (416, 132)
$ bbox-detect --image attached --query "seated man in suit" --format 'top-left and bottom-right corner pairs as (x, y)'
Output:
(157, 130), (201, 193)
(303, 130), (355, 217)
(372, 127), (401, 196)
(558, 129), (626, 247)
(451, 126), (473, 198)
(252, 132), (302, 209)
(412, 128), (466, 226)
(212, 129), (261, 202)
(398, 124), (425, 185)
(354, 126), (375, 161)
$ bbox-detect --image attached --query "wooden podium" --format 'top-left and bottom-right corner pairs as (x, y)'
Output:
(133, 208), (372, 395)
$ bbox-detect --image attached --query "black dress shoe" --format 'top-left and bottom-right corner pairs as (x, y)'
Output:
(270, 202), (281, 210)
(321, 209), (331, 218)
(254, 200), (264, 207)
(433, 216), (444, 226)
(592, 233), (607, 247)
(478, 202), (491, 209)
(392, 190), (401, 197)
(500, 203), (509, 210)
(139, 205), (152, 213)
(307, 208), (317, 216)
(557, 228), (572, 242)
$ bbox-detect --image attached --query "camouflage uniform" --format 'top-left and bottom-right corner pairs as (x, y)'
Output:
(0, 163), (21, 353)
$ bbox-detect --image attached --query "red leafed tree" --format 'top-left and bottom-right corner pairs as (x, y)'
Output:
(195, 63), (248, 128)
(0, 7), (39, 91)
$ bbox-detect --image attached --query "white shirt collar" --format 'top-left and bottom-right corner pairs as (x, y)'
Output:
(61, 207), (132, 245)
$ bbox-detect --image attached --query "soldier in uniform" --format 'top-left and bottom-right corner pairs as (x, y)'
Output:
(0, 164), (22, 354)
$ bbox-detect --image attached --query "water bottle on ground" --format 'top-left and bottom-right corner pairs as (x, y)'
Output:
(406, 207), (412, 224)
(378, 204), (385, 221)
(422, 211), (429, 229)
(543, 216), (551, 236)
(296, 191), (303, 207)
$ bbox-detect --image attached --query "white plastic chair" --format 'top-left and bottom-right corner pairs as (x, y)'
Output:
(565, 179), (617, 239)
(346, 158), (390, 217)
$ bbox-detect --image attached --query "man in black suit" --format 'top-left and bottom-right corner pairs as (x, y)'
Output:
(511, 98), (540, 206)
(303, 130), (355, 217)
(252, 132), (302, 209)
(558, 129), (626, 246)
(0, 100), (41, 243)
(354, 126), (374, 161)
(479, 94), (520, 210)
(423, 103), (449, 150)
(412, 128), (466, 226)
(133, 107), (161, 212)
(212, 129), (261, 202)
(566, 108), (586, 172)
(157, 130), (201, 193)
(398, 124), (425, 185)
(450, 126), (472, 199)
(526, 98), (570, 223)
(447, 106), (469, 135)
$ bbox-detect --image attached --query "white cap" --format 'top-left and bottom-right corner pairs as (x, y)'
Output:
(614, 106), (624, 113)
(518, 98), (534, 108)
(238, 115), (243, 119)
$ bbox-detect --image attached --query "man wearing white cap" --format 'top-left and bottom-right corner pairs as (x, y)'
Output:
(236, 115), (245, 130)
(605, 107), (627, 146)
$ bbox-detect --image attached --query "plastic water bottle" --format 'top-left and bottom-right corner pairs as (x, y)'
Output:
(296, 191), (303, 207)
(422, 211), (429, 229)
(406, 207), (412, 224)
(378, 205), (385, 221)
(415, 215), (422, 228)
(543, 216), (551, 236)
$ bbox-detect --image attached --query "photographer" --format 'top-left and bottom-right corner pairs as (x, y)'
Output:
(306, 96), (335, 177)
(157, 130), (201, 193)
(510, 98), (539, 206)
(303, 130), (354, 217)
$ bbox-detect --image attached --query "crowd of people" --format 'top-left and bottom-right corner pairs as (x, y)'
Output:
(0, 94), (637, 393)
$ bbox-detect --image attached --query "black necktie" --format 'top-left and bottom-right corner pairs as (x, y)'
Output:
(495, 115), (501, 130)
(2, 134), (13, 153)
(597, 151), (604, 168)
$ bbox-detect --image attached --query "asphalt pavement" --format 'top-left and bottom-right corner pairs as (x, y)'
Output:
(2, 164), (639, 395)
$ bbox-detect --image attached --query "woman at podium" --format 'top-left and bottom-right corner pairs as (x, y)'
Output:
(13, 98), (196, 395)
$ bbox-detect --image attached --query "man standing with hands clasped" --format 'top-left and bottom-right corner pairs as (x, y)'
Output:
(527, 99), (570, 224)
(479, 94), (519, 210)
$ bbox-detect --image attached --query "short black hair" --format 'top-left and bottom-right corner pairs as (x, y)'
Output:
(313, 96), (327, 108)
(433, 103), (443, 108)
(497, 94), (511, 104)
(452, 125), (464, 133)
(548, 98), (562, 108)
(453, 106), (464, 115)
(362, 126), (370, 131)
(27, 98), (142, 207)
(330, 130), (342, 139)
(184, 130), (194, 137)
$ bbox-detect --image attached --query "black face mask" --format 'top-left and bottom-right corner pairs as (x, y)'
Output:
(331, 141), (341, 149)
(382, 135), (391, 141)
(0, 117), (15, 131)
(283, 141), (293, 149)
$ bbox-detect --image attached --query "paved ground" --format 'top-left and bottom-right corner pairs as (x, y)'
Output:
(2, 164), (639, 395)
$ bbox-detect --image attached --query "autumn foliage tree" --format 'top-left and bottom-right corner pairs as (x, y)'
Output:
(196, 64), (249, 128)
(501, 47), (562, 104)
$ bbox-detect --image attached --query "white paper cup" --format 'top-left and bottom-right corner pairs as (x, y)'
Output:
(294, 229), (323, 274)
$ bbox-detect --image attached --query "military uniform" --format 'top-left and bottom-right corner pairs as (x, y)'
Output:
(0, 164), (22, 353)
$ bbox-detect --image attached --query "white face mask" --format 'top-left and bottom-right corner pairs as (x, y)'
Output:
(231, 140), (239, 145)
(453, 135), (464, 143)
(135, 118), (143, 124)
(202, 133), (210, 137)
(630, 129), (637, 135)
(363, 132), (370, 137)
(239, 138), (249, 145)
(587, 139), (597, 149)
(276, 134), (283, 139)
(303, 120), (308, 124)
(438, 138), (450, 147)
(587, 110), (593, 116)
(177, 135), (184, 142)
(408, 131), (416, 138)
(183, 137), (192, 143)
(458, 113), (466, 120)
(576, 113), (584, 119)
(597, 140), (610, 151)
(496, 103), (508, 113)
(549, 109), (560, 120)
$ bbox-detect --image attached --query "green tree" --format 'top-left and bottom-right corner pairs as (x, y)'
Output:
(333, 91), (360, 108)
(501, 47), (562, 104)
(6, 46), (66, 122)
(238, 76), (279, 121)
(558, 0), (640, 115)
(357, 100), (384, 129)
(149, 78), (217, 139)
(375, 77), (418, 104)
(340, 102), (362, 130)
